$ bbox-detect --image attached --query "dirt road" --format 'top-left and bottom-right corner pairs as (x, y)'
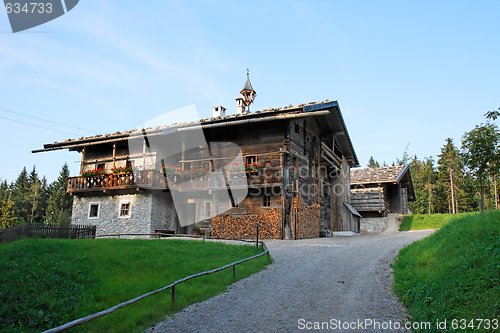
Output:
(147, 230), (433, 333)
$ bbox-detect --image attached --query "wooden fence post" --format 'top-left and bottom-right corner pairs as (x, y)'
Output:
(256, 224), (259, 248)
(171, 284), (176, 305)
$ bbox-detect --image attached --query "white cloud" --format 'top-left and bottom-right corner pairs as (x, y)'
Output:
(55, 3), (226, 101)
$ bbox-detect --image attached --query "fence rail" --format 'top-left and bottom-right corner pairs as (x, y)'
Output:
(90, 232), (204, 240)
(42, 235), (269, 333)
(0, 223), (96, 243)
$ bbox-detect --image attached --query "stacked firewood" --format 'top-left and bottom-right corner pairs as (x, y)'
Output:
(296, 198), (321, 239)
(211, 209), (282, 240)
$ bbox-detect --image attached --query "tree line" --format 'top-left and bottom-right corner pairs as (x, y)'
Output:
(0, 164), (72, 229)
(1, 110), (498, 228)
(367, 110), (499, 214)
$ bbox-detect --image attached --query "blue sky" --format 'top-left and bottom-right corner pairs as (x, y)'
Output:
(0, 0), (499, 182)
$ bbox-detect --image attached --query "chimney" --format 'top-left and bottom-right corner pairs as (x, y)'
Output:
(212, 105), (226, 118)
(235, 98), (247, 114)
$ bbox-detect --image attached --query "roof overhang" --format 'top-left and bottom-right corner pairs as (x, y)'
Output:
(32, 100), (359, 167)
(303, 101), (359, 167)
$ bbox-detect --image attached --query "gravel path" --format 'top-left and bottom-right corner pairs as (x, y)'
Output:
(147, 230), (433, 333)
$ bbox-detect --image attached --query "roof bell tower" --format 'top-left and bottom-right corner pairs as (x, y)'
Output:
(236, 69), (256, 114)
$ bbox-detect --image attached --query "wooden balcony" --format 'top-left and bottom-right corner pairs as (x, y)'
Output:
(321, 142), (342, 169)
(177, 167), (283, 191)
(67, 167), (284, 194)
(67, 170), (168, 194)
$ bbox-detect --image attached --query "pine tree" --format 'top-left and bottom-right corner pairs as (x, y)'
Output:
(436, 138), (464, 213)
(39, 177), (49, 220)
(0, 180), (10, 223)
(45, 164), (72, 225)
(409, 157), (437, 214)
(0, 193), (16, 229)
(396, 143), (411, 165)
(27, 166), (46, 223)
(11, 167), (30, 224)
(0, 180), (9, 204)
(367, 156), (380, 168)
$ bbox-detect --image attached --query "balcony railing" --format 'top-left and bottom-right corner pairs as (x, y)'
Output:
(67, 170), (168, 193)
(67, 167), (284, 193)
(177, 167), (283, 191)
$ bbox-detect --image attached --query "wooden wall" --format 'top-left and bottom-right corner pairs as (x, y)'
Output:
(351, 183), (410, 215)
(331, 156), (358, 231)
(74, 115), (360, 237)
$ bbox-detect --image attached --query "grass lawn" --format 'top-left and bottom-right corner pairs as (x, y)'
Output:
(399, 212), (479, 231)
(393, 210), (499, 332)
(0, 238), (271, 333)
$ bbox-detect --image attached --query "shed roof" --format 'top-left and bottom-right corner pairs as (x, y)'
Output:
(351, 165), (408, 185)
(344, 201), (362, 218)
(350, 165), (415, 201)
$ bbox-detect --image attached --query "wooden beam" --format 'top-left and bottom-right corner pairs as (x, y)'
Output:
(112, 143), (116, 168)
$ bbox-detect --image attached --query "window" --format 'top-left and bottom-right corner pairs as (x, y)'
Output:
(88, 203), (100, 219)
(294, 124), (300, 134)
(245, 155), (256, 165)
(119, 202), (131, 218)
(205, 202), (211, 218)
(97, 163), (105, 170)
(263, 195), (271, 207)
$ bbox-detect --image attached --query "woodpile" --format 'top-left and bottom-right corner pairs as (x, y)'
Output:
(211, 208), (282, 240)
(294, 197), (320, 239)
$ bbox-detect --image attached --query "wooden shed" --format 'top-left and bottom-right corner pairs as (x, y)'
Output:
(350, 165), (415, 216)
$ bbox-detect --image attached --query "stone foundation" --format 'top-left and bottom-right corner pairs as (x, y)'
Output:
(360, 217), (388, 234)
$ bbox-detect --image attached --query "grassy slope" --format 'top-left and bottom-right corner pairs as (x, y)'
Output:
(399, 212), (478, 231)
(393, 211), (499, 332)
(0, 239), (270, 333)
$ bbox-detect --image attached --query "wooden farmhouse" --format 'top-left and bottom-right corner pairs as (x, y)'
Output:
(350, 165), (415, 217)
(34, 78), (361, 239)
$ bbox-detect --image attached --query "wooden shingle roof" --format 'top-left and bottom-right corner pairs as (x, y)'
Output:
(33, 100), (360, 166)
(350, 165), (408, 185)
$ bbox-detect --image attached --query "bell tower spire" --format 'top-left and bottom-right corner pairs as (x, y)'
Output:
(236, 69), (256, 114)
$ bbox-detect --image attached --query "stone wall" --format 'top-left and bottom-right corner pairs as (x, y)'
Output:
(72, 193), (153, 236)
(360, 217), (387, 234)
(211, 208), (282, 239)
(150, 191), (176, 232)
